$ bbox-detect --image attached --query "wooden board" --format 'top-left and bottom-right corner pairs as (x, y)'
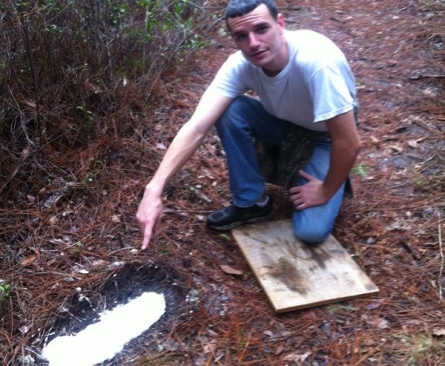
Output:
(231, 220), (379, 313)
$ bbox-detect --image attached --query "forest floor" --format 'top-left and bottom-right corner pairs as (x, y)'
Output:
(1, 0), (445, 365)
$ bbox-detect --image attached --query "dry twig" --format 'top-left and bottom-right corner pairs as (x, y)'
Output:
(439, 211), (444, 302)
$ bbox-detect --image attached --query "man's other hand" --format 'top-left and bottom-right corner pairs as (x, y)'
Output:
(289, 170), (331, 210)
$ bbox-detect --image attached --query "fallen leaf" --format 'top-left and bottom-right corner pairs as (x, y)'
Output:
(364, 339), (377, 346)
(92, 259), (106, 266)
(364, 301), (382, 310)
(389, 144), (403, 153)
(263, 330), (274, 337)
(19, 324), (31, 335)
(220, 264), (243, 275)
(375, 318), (389, 329)
(21, 254), (37, 267)
(24, 100), (36, 109)
(432, 328), (445, 337)
(283, 352), (311, 362)
(27, 195), (36, 203)
(203, 339), (217, 353)
(404, 319), (423, 326)
(49, 215), (57, 225)
(407, 140), (418, 148)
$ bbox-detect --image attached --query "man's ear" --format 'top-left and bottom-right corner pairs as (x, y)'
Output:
(277, 13), (285, 32)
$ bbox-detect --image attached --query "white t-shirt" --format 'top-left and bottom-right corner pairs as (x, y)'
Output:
(208, 30), (357, 132)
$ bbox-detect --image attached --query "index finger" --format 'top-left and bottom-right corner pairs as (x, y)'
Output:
(141, 224), (153, 250)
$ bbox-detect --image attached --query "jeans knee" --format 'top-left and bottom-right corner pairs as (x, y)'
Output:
(227, 95), (251, 113)
(292, 196), (341, 244)
(217, 96), (251, 126)
(293, 225), (331, 244)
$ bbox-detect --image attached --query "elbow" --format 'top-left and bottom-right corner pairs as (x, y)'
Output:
(347, 140), (361, 166)
(347, 129), (362, 158)
(339, 135), (362, 165)
(338, 135), (362, 160)
(181, 119), (209, 142)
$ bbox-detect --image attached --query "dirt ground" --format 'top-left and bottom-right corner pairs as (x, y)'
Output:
(1, 0), (445, 365)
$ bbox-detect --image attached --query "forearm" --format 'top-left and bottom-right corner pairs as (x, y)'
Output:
(137, 121), (209, 250)
(322, 141), (360, 198)
(136, 89), (231, 249)
(322, 110), (362, 199)
(145, 121), (207, 196)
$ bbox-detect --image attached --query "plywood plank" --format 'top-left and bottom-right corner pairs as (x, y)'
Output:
(231, 220), (379, 313)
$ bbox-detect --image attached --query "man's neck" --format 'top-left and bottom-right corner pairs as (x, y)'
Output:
(262, 40), (289, 77)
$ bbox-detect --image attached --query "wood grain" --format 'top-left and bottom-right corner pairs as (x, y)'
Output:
(232, 220), (379, 313)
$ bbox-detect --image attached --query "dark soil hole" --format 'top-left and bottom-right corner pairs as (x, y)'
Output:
(36, 261), (191, 366)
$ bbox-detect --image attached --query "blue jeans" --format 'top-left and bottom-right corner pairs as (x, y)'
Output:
(215, 95), (345, 243)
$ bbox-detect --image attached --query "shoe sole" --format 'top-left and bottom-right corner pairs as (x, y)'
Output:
(207, 215), (271, 231)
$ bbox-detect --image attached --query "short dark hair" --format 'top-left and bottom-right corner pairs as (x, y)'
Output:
(225, 0), (278, 28)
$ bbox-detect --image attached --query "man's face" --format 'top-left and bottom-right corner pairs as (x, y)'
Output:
(227, 4), (287, 74)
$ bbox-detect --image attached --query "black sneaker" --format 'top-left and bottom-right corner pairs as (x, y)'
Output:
(206, 196), (273, 231)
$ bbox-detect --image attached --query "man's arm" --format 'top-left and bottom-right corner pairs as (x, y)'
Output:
(136, 90), (233, 250)
(290, 110), (361, 210)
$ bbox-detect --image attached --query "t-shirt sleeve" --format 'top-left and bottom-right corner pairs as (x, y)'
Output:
(206, 53), (250, 98)
(309, 61), (355, 122)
